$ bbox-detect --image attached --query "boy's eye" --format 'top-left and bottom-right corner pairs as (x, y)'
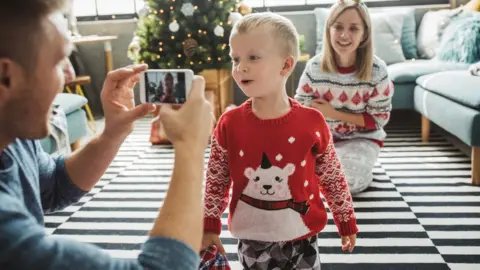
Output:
(350, 27), (359, 32)
(232, 58), (239, 64)
(334, 25), (343, 30)
(249, 56), (259, 60)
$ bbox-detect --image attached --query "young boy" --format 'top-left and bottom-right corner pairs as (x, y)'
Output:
(201, 12), (358, 269)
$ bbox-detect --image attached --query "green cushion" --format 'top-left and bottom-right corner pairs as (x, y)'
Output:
(416, 70), (480, 109)
(414, 86), (480, 147)
(53, 93), (87, 115)
(388, 60), (470, 83)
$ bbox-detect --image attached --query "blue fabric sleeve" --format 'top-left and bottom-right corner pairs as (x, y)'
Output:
(34, 141), (88, 213)
(0, 193), (200, 269)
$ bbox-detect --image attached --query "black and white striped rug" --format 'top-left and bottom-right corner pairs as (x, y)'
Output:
(45, 116), (480, 270)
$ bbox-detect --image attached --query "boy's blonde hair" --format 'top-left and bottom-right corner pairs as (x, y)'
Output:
(230, 12), (300, 63)
(321, 0), (374, 82)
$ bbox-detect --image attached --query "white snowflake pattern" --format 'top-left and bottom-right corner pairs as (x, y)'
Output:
(288, 136), (295, 144)
(181, 3), (195, 16)
(275, 154), (283, 161)
(301, 160), (306, 167)
(304, 180), (309, 187)
(239, 150), (244, 157)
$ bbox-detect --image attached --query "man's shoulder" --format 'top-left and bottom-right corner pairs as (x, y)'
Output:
(5, 139), (38, 156)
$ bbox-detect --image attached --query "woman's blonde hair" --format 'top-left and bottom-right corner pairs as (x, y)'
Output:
(230, 12), (300, 62)
(321, 0), (373, 81)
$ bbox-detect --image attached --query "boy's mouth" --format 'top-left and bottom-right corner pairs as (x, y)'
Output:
(240, 79), (254, 86)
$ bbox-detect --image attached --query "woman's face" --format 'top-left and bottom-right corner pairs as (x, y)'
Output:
(329, 8), (365, 59)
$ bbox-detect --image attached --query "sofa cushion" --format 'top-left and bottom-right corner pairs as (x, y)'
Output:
(437, 13), (480, 64)
(53, 93), (88, 115)
(388, 59), (470, 83)
(416, 70), (480, 109)
(414, 86), (480, 147)
(416, 8), (463, 59)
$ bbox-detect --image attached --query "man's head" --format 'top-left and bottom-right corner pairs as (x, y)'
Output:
(229, 12), (299, 98)
(0, 0), (71, 141)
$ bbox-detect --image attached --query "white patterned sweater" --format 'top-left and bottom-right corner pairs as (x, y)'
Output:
(295, 55), (394, 144)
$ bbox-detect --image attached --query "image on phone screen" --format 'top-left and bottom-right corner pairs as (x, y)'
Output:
(144, 71), (186, 104)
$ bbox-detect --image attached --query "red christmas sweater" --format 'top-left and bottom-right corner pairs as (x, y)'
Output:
(203, 98), (358, 242)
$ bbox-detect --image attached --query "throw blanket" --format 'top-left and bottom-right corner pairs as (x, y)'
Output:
(469, 61), (480, 76)
(50, 105), (71, 156)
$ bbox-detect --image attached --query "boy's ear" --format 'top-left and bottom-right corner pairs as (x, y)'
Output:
(280, 55), (295, 76)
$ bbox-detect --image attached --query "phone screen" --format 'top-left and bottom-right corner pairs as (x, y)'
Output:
(144, 71), (187, 104)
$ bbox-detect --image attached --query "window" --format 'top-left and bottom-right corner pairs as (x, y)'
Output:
(246, 0), (450, 12)
(74, 0), (450, 20)
(74, 0), (144, 20)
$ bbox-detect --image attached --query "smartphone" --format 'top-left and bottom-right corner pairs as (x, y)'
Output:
(139, 69), (194, 105)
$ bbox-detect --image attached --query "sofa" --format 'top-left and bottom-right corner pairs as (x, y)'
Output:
(310, 6), (480, 184)
(40, 93), (89, 154)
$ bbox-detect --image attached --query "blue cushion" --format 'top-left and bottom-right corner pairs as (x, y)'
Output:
(416, 70), (480, 109)
(437, 13), (480, 64)
(414, 85), (480, 147)
(53, 93), (88, 115)
(40, 109), (88, 154)
(400, 8), (418, 59)
(388, 59), (470, 83)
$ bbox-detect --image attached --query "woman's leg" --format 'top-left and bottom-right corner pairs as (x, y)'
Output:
(334, 139), (381, 194)
(237, 235), (320, 270)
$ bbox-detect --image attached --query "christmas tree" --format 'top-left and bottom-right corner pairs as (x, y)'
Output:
(130, 0), (245, 73)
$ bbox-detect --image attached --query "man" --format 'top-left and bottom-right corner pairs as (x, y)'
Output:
(0, 0), (214, 269)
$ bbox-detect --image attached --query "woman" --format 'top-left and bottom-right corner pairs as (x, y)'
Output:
(295, 0), (394, 194)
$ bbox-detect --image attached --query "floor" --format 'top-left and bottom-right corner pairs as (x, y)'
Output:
(45, 111), (480, 269)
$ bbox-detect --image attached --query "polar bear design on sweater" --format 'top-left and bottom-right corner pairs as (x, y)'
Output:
(231, 153), (311, 242)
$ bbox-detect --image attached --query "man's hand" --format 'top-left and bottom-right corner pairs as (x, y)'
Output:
(157, 76), (214, 154)
(341, 234), (356, 252)
(101, 64), (156, 140)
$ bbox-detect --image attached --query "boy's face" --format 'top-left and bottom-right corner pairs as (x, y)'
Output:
(230, 27), (290, 98)
(0, 14), (71, 140)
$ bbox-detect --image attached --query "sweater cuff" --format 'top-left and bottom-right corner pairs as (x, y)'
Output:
(337, 218), (359, 237)
(362, 113), (377, 130)
(204, 217), (222, 234)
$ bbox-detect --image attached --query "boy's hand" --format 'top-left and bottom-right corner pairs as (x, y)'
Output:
(341, 234), (356, 252)
(201, 232), (226, 255)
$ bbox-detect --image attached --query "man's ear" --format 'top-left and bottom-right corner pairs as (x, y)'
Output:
(280, 55), (296, 76)
(0, 59), (21, 102)
(0, 60), (12, 102)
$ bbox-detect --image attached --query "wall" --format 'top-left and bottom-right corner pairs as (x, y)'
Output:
(75, 0), (468, 116)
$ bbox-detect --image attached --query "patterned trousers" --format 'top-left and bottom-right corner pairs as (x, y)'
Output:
(334, 139), (381, 194)
(237, 235), (320, 270)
